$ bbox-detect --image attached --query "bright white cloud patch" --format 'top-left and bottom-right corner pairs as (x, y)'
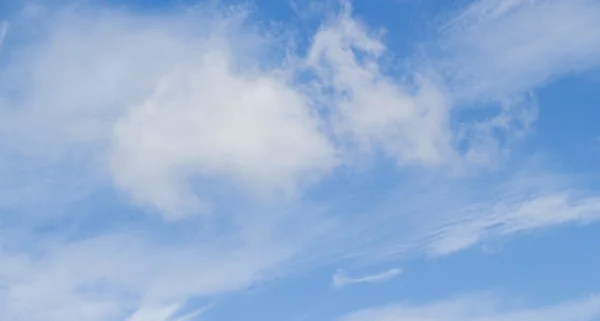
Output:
(0, 5), (339, 219)
(307, 6), (455, 166)
(111, 47), (337, 217)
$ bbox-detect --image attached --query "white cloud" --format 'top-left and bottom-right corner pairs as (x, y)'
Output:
(124, 303), (209, 321)
(1, 1), (600, 320)
(306, 5), (455, 166)
(332, 268), (402, 288)
(2, 0), (581, 220)
(125, 304), (181, 321)
(325, 0), (600, 259)
(428, 0), (600, 166)
(111, 48), (337, 218)
(0, 182), (336, 321)
(0, 3), (339, 220)
(327, 167), (600, 262)
(440, 0), (600, 101)
(427, 189), (600, 256)
(339, 293), (600, 321)
(0, 227), (301, 321)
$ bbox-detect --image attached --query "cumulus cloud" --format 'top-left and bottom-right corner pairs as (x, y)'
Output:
(332, 268), (402, 288)
(0, 2), (456, 219)
(339, 293), (600, 321)
(306, 5), (455, 166)
(110, 43), (338, 217)
(0, 4), (341, 219)
(1, 0), (580, 219)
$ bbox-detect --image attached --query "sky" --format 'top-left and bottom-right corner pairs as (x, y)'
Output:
(1, 0), (600, 320)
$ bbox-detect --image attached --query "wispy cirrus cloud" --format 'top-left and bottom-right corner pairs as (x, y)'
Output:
(0, 223), (307, 321)
(427, 190), (600, 256)
(318, 167), (600, 263)
(332, 268), (402, 288)
(125, 303), (210, 321)
(440, 0), (600, 101)
(339, 292), (600, 321)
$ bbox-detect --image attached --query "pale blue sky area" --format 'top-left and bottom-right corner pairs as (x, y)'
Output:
(1, 1), (600, 321)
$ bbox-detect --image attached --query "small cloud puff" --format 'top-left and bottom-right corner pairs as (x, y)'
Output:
(332, 268), (402, 288)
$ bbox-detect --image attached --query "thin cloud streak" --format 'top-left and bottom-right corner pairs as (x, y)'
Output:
(332, 268), (402, 288)
(339, 293), (600, 321)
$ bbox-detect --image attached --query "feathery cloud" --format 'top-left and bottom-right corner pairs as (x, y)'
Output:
(339, 293), (600, 321)
(332, 268), (402, 288)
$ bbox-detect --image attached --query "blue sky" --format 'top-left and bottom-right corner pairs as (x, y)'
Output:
(1, 0), (600, 320)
